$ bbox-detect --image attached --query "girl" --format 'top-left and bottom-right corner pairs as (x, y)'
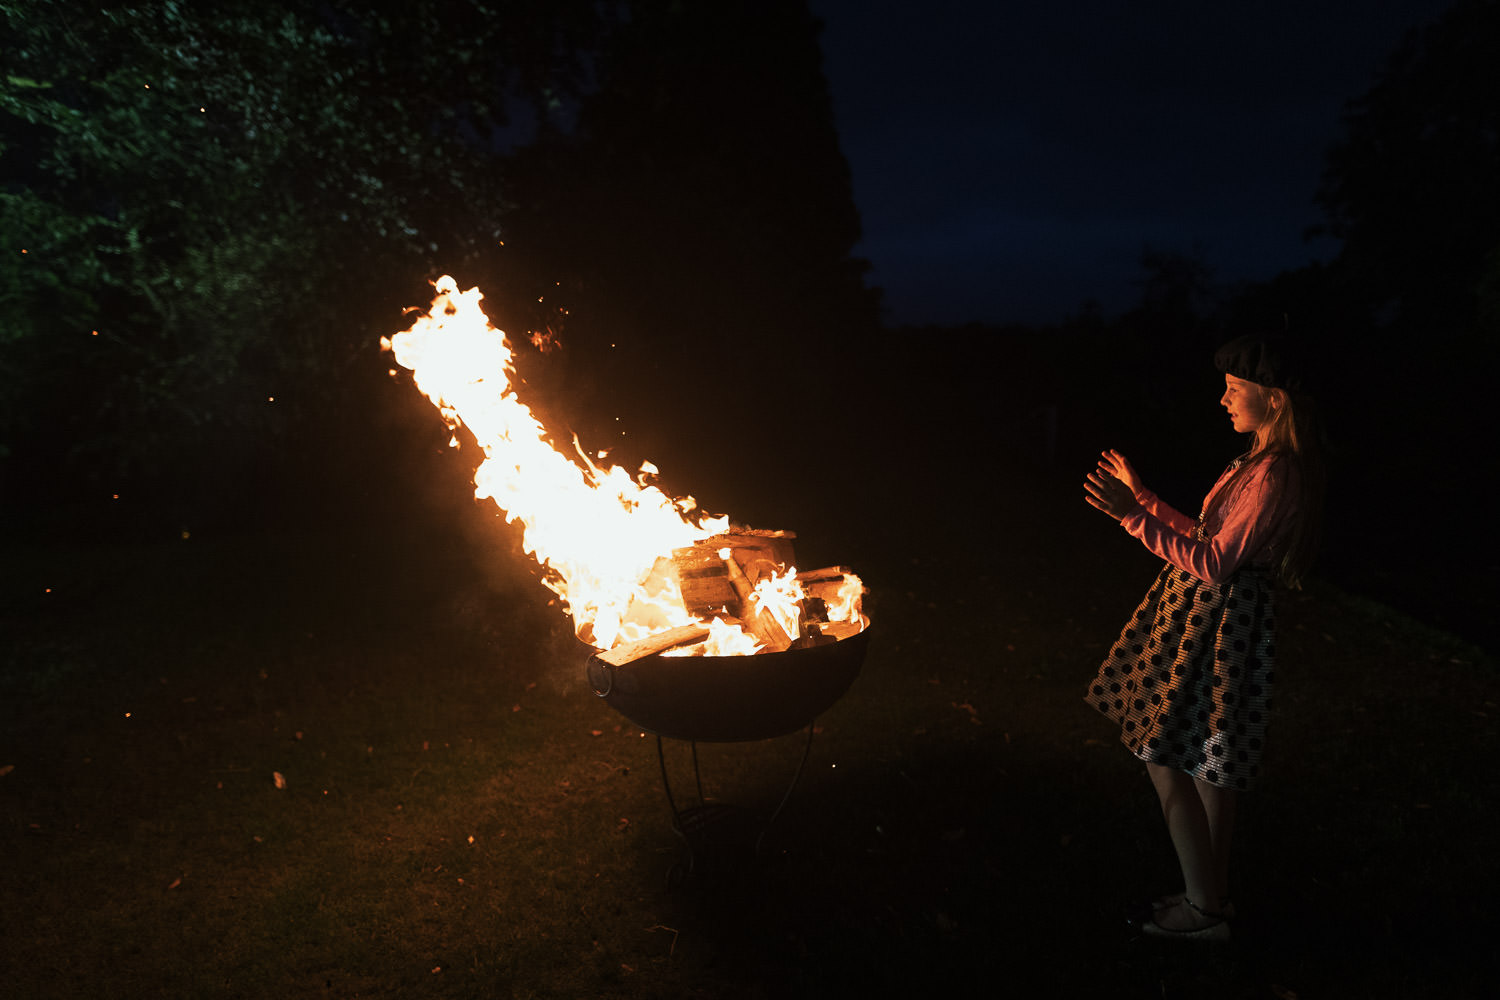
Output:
(1082, 334), (1325, 941)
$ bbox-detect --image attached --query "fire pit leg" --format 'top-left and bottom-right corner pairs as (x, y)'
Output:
(756, 722), (817, 857)
(655, 734), (705, 886)
(690, 741), (706, 807)
(655, 735), (712, 880)
(653, 723), (821, 885)
(656, 734), (683, 825)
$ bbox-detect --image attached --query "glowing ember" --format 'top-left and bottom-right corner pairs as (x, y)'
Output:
(383, 276), (865, 656)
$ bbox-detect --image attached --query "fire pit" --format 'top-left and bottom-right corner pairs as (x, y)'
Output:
(585, 625), (871, 743)
(583, 531), (871, 876)
(584, 528), (870, 741)
(587, 628), (871, 881)
(383, 278), (873, 876)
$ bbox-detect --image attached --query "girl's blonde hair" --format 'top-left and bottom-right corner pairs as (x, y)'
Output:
(1202, 382), (1327, 589)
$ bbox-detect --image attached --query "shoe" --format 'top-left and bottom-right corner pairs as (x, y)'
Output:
(1129, 892), (1235, 921)
(1157, 893), (1236, 920)
(1140, 898), (1231, 942)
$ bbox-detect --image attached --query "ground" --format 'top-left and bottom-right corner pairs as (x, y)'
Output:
(2, 438), (1495, 999)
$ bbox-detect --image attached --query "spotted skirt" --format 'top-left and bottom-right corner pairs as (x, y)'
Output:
(1087, 564), (1276, 791)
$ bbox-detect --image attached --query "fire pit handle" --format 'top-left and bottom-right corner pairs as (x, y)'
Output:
(586, 657), (614, 698)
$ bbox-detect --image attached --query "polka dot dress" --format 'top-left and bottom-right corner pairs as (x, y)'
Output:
(1087, 563), (1276, 791)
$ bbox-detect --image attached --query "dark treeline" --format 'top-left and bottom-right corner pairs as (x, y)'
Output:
(878, 0), (1500, 647)
(1, 0), (592, 517)
(2, 1), (1495, 643)
(0, 0), (876, 533)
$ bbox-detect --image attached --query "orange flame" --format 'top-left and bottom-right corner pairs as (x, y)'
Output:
(749, 567), (806, 644)
(383, 276), (863, 655)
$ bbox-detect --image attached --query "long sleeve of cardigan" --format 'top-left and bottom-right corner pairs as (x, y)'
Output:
(1129, 489), (1198, 538)
(1118, 460), (1294, 585)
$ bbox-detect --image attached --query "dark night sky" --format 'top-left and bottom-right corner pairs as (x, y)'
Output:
(809, 0), (1457, 326)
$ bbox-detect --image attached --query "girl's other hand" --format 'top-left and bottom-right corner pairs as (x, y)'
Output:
(1084, 468), (1138, 520)
(1097, 449), (1144, 497)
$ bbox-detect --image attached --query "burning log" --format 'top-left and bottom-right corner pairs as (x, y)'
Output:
(787, 566), (863, 646)
(672, 530), (796, 614)
(656, 534), (864, 655)
(668, 530), (805, 653)
(594, 624), (711, 667)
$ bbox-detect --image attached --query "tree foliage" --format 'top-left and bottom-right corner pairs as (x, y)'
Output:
(1314, 0), (1500, 336)
(0, 0), (598, 498)
(1251, 1), (1500, 609)
(488, 0), (879, 474)
(1, 0), (877, 526)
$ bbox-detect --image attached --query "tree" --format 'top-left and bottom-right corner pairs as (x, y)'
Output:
(1283, 1), (1500, 632)
(0, 0), (597, 511)
(486, 0), (880, 491)
(1314, 0), (1500, 337)
(2, 0), (882, 533)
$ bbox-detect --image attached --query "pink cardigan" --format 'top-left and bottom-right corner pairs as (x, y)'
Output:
(1121, 455), (1298, 584)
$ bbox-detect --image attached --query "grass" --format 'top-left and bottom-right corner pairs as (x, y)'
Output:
(2, 456), (1496, 999)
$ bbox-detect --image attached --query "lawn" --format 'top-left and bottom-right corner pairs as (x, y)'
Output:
(3, 437), (1495, 999)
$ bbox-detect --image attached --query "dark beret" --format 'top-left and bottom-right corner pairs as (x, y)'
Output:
(1213, 334), (1303, 392)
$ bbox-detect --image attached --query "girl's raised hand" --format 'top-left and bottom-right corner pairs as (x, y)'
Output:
(1084, 467), (1138, 520)
(1097, 449), (1144, 497)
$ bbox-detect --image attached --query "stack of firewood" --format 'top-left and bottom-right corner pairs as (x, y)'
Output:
(595, 529), (860, 666)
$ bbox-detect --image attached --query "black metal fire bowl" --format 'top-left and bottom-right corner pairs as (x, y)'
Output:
(585, 626), (871, 743)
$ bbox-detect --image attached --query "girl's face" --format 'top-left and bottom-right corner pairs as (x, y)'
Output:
(1220, 374), (1270, 434)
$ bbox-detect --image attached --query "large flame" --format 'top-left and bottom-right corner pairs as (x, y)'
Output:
(382, 276), (863, 656)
